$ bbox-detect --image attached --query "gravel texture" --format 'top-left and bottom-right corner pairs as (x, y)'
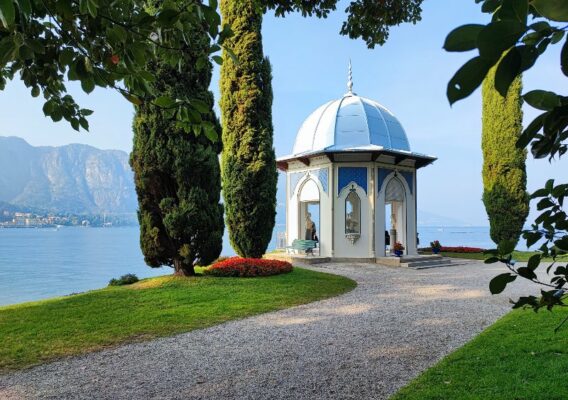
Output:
(0, 262), (535, 400)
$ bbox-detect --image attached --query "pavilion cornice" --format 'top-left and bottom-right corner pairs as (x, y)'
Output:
(276, 149), (436, 172)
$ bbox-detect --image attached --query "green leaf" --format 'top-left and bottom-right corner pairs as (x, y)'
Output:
(561, 37), (568, 77)
(477, 21), (527, 60)
(531, 187), (549, 198)
(203, 123), (218, 142)
(524, 231), (543, 248)
(447, 56), (494, 104)
(527, 254), (541, 271)
(537, 197), (554, 210)
(517, 266), (537, 280)
(481, 0), (500, 13)
(157, 8), (179, 26)
(498, 239), (516, 255)
(495, 48), (522, 96)
(191, 99), (210, 113)
(212, 55), (223, 65)
(530, 21), (551, 32)
(42, 100), (55, 116)
(532, 0), (568, 22)
(16, 0), (31, 18)
(499, 0), (528, 23)
(31, 86), (39, 97)
(489, 273), (517, 294)
(546, 179), (555, 191)
(517, 112), (545, 148)
(551, 30), (565, 44)
(81, 77), (95, 94)
(523, 90), (561, 110)
(443, 24), (484, 52)
(79, 117), (89, 131)
(124, 93), (143, 106)
(58, 48), (75, 66)
(86, 0), (97, 17)
(555, 236), (568, 251)
(154, 96), (176, 108)
(0, 0), (15, 27)
(71, 118), (80, 131)
(484, 256), (500, 264)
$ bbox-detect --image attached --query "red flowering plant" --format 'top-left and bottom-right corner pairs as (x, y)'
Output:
(204, 257), (293, 278)
(393, 242), (405, 252)
(441, 246), (485, 253)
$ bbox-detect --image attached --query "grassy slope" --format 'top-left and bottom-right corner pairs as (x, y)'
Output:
(438, 251), (568, 262)
(0, 268), (355, 372)
(391, 307), (568, 400)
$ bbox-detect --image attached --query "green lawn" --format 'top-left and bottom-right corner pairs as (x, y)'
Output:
(0, 267), (355, 372)
(391, 307), (568, 400)
(428, 251), (568, 262)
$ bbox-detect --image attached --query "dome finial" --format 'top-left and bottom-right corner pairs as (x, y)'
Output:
(346, 59), (355, 96)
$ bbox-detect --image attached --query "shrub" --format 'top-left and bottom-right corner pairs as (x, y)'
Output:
(109, 274), (139, 286)
(204, 257), (293, 278)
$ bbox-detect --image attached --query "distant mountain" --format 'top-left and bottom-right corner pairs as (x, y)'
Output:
(0, 136), (137, 214)
(417, 209), (480, 227)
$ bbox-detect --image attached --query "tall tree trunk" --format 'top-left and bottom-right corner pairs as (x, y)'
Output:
(173, 258), (195, 276)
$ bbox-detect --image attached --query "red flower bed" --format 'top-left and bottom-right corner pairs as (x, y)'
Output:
(440, 246), (485, 253)
(204, 257), (293, 277)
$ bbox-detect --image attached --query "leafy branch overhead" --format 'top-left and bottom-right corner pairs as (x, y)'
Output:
(446, 0), (568, 322)
(0, 0), (230, 134)
(263, 0), (424, 48)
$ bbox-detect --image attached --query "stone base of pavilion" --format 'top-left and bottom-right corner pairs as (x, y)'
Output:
(266, 253), (460, 268)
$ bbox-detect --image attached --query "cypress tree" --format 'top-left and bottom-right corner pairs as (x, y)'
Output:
(481, 65), (529, 247)
(220, 0), (277, 258)
(130, 23), (224, 276)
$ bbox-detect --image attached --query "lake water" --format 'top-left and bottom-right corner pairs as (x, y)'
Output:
(0, 225), (505, 306)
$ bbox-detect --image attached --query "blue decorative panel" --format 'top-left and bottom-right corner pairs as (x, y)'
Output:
(310, 168), (328, 194)
(401, 171), (414, 194)
(377, 168), (392, 193)
(338, 167), (367, 195)
(289, 172), (305, 198)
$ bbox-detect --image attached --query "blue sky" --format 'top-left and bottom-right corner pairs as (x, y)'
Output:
(1, 0), (567, 225)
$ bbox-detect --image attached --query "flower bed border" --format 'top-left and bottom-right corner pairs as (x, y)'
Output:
(205, 257), (293, 277)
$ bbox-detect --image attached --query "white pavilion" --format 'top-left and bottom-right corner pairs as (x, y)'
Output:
(277, 64), (437, 260)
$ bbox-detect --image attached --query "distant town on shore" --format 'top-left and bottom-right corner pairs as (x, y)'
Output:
(0, 207), (137, 228)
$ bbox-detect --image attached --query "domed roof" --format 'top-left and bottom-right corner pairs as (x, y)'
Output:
(276, 63), (436, 171)
(292, 94), (411, 156)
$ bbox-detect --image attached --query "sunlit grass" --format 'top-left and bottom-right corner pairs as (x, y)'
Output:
(0, 267), (355, 372)
(392, 307), (568, 399)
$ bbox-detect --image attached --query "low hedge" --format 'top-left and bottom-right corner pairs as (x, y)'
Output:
(204, 257), (293, 277)
(441, 246), (485, 253)
(418, 246), (486, 254)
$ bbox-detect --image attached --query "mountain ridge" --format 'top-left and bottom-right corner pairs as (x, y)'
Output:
(0, 136), (137, 214)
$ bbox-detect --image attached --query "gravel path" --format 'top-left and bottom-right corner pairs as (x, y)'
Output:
(0, 262), (535, 400)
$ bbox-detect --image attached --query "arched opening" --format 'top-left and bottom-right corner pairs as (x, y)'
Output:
(345, 190), (361, 234)
(298, 179), (320, 254)
(384, 178), (406, 255)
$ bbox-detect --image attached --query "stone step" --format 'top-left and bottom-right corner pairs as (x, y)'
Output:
(404, 257), (473, 269)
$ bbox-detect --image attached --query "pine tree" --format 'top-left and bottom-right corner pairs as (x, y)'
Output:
(220, 0), (277, 258)
(482, 66), (529, 247)
(130, 23), (224, 276)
